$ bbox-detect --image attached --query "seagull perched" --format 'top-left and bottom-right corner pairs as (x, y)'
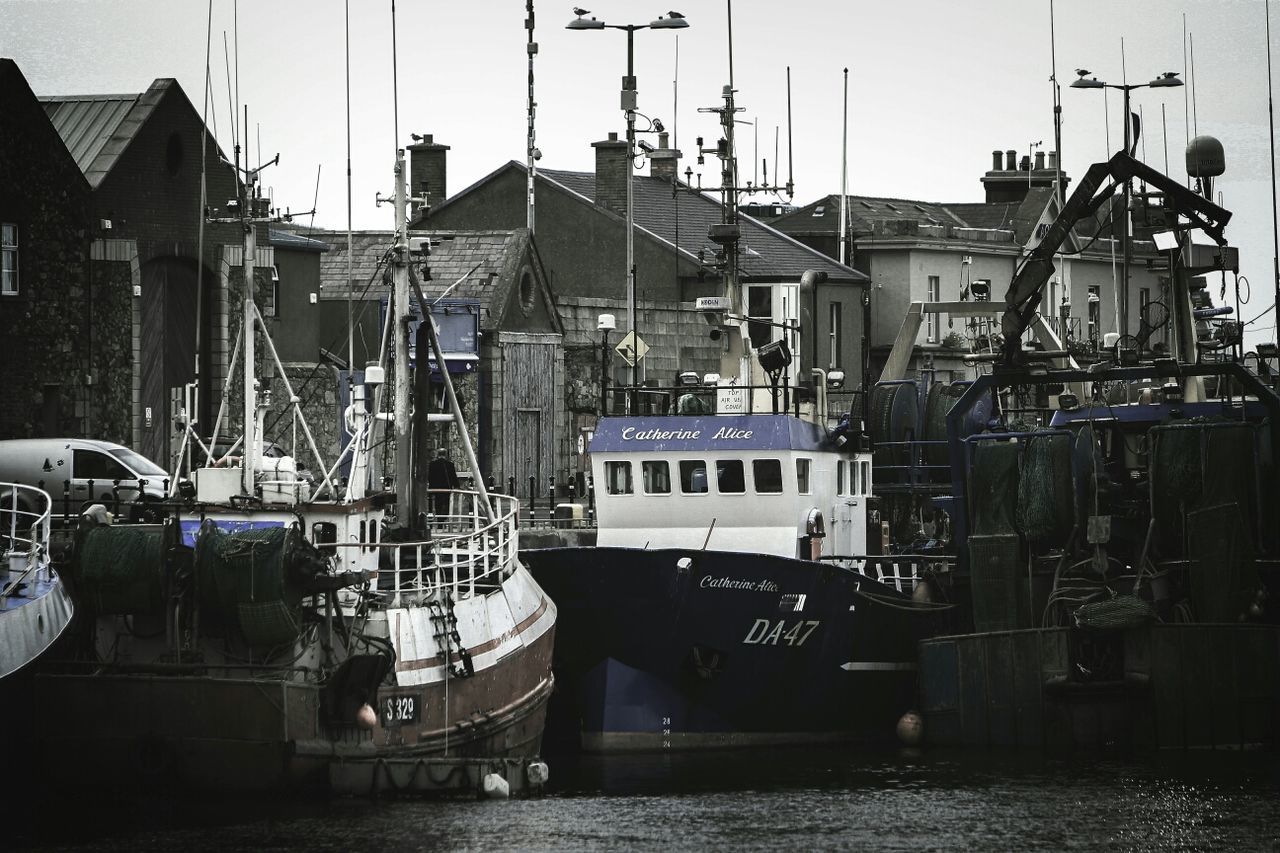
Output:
(668, 10), (685, 17)
(573, 7), (590, 15)
(1075, 68), (1090, 76)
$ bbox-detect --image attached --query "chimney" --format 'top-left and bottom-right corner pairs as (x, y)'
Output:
(648, 130), (681, 183)
(1005, 149), (1017, 170)
(1019, 155), (1031, 171)
(1034, 150), (1046, 171)
(991, 150), (1003, 171)
(1048, 150), (1058, 170)
(407, 133), (450, 213)
(592, 132), (629, 214)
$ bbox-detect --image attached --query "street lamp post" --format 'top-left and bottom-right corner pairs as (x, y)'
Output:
(568, 9), (688, 394)
(1071, 69), (1183, 339)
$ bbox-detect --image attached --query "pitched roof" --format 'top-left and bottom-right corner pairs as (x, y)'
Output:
(534, 167), (867, 283)
(41, 80), (180, 188)
(307, 228), (557, 332)
(269, 226), (329, 252)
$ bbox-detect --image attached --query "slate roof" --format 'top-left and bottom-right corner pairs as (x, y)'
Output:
(307, 228), (555, 332)
(41, 80), (175, 188)
(269, 226), (329, 252)
(535, 167), (867, 283)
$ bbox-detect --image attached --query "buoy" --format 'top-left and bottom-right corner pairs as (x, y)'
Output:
(526, 761), (550, 786)
(896, 710), (923, 746)
(482, 772), (511, 799)
(355, 703), (377, 730)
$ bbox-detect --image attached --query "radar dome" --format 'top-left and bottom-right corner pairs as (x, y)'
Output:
(1186, 135), (1225, 178)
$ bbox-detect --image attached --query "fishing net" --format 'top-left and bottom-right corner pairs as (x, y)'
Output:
(969, 440), (1020, 536)
(1187, 503), (1258, 623)
(1017, 432), (1074, 542)
(870, 382), (919, 482)
(74, 524), (168, 615)
(1073, 593), (1155, 630)
(968, 533), (1024, 632)
(1149, 423), (1204, 556)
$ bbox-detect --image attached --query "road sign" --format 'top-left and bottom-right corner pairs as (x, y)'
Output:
(614, 331), (649, 367)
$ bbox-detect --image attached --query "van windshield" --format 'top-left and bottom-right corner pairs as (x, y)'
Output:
(110, 448), (166, 476)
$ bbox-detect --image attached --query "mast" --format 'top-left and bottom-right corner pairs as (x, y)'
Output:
(526, 0), (538, 233)
(839, 67), (849, 266)
(392, 152), (412, 512)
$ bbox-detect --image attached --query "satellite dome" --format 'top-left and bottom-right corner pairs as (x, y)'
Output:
(1186, 135), (1225, 178)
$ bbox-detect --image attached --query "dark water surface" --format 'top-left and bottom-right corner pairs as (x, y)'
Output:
(19, 747), (1280, 852)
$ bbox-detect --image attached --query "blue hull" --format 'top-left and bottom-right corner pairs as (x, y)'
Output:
(523, 546), (944, 751)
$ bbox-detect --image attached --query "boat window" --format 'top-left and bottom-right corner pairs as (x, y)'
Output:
(852, 461), (860, 495)
(862, 461), (872, 495)
(73, 449), (133, 483)
(604, 461), (633, 495)
(796, 458), (812, 495)
(642, 461), (671, 494)
(754, 459), (784, 494)
(716, 459), (746, 494)
(836, 460), (846, 495)
(679, 460), (708, 494)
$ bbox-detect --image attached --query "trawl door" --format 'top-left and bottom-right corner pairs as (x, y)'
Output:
(516, 408), (540, 499)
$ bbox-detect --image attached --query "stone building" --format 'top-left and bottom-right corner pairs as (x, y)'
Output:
(39, 75), (250, 465)
(0, 59), (96, 440)
(306, 227), (565, 507)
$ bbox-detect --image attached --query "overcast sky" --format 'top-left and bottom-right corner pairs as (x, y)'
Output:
(4, 0), (1278, 343)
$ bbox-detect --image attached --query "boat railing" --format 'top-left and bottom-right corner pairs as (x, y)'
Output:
(822, 553), (954, 594)
(354, 490), (520, 608)
(2, 482), (53, 597)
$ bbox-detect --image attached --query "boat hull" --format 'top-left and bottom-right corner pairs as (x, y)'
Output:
(524, 546), (943, 752)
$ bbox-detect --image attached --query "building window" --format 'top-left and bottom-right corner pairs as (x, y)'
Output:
(1, 223), (17, 296)
(828, 302), (842, 369)
(747, 285), (773, 348)
(796, 458), (811, 495)
(270, 266), (281, 318)
(926, 275), (940, 342)
(754, 459), (784, 494)
(1139, 287), (1151, 330)
(642, 461), (670, 494)
(1087, 285), (1101, 343)
(604, 461), (633, 495)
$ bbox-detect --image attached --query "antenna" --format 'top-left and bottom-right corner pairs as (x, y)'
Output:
(391, 0), (400, 151)
(526, 0), (538, 232)
(726, 0), (734, 91)
(1190, 31), (1199, 140)
(345, 0), (355, 375)
(786, 66), (794, 197)
(1183, 14), (1192, 186)
(1268, 0), (1280, 346)
(839, 67), (849, 266)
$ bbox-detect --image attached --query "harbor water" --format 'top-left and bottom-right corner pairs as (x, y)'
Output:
(18, 746), (1279, 851)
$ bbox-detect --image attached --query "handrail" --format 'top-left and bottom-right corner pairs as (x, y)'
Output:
(2, 482), (53, 596)
(328, 490), (520, 607)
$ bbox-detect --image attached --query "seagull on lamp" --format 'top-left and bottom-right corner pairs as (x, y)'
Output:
(573, 7), (590, 15)
(667, 10), (685, 17)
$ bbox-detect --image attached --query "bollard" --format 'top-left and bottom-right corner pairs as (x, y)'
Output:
(528, 476), (536, 521)
(508, 476), (516, 499)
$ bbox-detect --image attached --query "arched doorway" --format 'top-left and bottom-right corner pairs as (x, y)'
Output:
(139, 256), (213, 468)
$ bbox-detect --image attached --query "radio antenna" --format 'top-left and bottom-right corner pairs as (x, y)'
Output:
(786, 66), (794, 197)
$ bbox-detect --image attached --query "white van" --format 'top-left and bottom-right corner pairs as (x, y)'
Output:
(0, 438), (168, 521)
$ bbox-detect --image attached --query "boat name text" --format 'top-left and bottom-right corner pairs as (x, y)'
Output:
(620, 426), (755, 441)
(701, 575), (780, 592)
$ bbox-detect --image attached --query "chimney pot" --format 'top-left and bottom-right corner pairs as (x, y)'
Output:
(1006, 149), (1017, 170)
(407, 133), (450, 219)
(991, 150), (1002, 171)
(1019, 155), (1031, 171)
(1048, 150), (1059, 170)
(1034, 150), (1046, 171)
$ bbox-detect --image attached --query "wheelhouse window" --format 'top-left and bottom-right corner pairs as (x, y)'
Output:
(750, 459), (782, 494)
(836, 460), (846, 495)
(1, 223), (17, 296)
(679, 460), (708, 494)
(796, 458), (811, 495)
(642, 460), (671, 494)
(747, 285), (774, 349)
(861, 461), (872, 495)
(604, 460), (633, 495)
(716, 459), (745, 494)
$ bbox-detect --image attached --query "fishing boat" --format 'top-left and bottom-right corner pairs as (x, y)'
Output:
(523, 83), (947, 752)
(0, 484), (73, 680)
(916, 141), (1280, 750)
(32, 149), (556, 795)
